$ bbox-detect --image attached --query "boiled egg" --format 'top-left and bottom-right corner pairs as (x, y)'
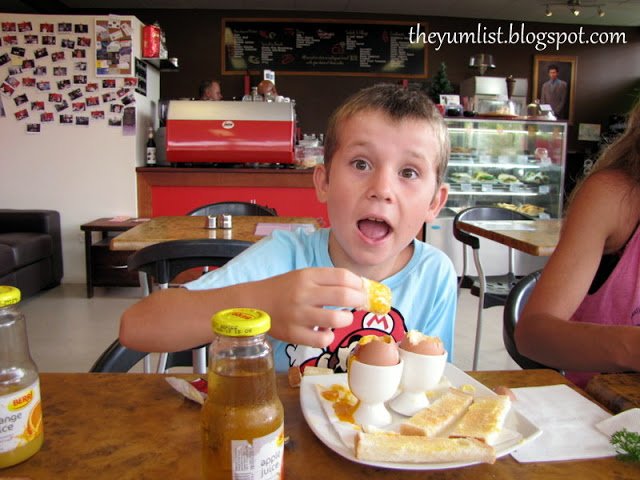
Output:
(399, 330), (445, 356)
(351, 335), (399, 367)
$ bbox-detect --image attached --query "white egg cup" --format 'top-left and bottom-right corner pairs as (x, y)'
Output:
(348, 359), (403, 427)
(389, 348), (447, 417)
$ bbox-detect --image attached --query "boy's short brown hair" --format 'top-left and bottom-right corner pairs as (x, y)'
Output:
(323, 83), (450, 186)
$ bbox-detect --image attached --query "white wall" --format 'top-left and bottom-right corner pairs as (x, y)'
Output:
(0, 13), (159, 284)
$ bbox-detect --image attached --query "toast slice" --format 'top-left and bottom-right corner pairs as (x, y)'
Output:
(361, 277), (391, 316)
(354, 431), (496, 464)
(400, 388), (473, 438)
(449, 395), (511, 444)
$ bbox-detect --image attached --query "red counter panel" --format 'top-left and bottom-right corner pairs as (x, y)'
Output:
(152, 185), (328, 226)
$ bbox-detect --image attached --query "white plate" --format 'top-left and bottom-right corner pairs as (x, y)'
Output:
(300, 363), (542, 470)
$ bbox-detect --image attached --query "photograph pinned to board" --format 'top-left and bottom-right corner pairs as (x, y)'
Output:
(122, 105), (135, 136)
(57, 22), (72, 34)
(95, 16), (133, 76)
(26, 123), (40, 134)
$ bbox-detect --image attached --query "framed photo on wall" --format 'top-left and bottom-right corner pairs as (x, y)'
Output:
(533, 54), (577, 124)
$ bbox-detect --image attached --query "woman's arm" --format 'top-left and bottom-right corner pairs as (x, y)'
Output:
(516, 171), (640, 372)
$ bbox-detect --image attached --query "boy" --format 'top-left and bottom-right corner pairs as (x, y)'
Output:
(119, 83), (457, 372)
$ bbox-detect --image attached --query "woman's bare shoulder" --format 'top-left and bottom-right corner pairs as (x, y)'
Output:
(574, 170), (637, 210)
(571, 169), (640, 249)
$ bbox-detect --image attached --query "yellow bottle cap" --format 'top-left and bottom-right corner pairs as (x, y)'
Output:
(212, 308), (271, 337)
(0, 286), (21, 307)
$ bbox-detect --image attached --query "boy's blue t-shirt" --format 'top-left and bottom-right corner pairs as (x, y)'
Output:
(186, 228), (457, 373)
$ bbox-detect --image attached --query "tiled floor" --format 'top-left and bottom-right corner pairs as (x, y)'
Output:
(20, 283), (520, 373)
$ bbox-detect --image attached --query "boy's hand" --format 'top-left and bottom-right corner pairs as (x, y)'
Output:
(252, 267), (367, 348)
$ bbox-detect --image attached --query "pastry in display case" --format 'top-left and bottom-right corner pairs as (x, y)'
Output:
(444, 118), (566, 219)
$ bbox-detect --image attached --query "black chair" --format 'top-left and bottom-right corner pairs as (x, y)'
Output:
(90, 339), (148, 373)
(187, 201), (277, 217)
(93, 238), (252, 374)
(453, 206), (534, 370)
(503, 270), (556, 370)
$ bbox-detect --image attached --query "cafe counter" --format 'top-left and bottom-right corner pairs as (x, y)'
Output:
(136, 166), (328, 224)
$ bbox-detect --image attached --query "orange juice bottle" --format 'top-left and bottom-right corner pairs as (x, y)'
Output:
(201, 308), (284, 480)
(0, 286), (43, 468)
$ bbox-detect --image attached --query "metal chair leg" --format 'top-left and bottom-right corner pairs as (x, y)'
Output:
(471, 248), (486, 371)
(156, 352), (169, 373)
(143, 355), (152, 373)
(193, 347), (207, 375)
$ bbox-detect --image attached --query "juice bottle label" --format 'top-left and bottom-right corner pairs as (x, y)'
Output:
(230, 424), (284, 480)
(0, 380), (42, 453)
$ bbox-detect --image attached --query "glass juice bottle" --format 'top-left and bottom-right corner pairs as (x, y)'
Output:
(0, 286), (43, 468)
(202, 308), (284, 480)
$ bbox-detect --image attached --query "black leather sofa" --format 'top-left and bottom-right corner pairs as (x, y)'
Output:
(0, 209), (63, 299)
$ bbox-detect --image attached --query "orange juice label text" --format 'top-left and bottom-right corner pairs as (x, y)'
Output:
(0, 380), (42, 453)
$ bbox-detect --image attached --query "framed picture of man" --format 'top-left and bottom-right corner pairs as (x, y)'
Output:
(532, 55), (577, 124)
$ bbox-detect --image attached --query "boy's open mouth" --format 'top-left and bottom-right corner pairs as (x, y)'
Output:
(357, 217), (391, 240)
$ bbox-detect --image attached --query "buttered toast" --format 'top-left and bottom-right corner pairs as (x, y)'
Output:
(400, 388), (473, 438)
(354, 432), (496, 464)
(449, 395), (511, 444)
(361, 277), (392, 315)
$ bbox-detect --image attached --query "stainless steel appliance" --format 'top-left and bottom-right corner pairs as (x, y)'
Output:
(461, 76), (528, 116)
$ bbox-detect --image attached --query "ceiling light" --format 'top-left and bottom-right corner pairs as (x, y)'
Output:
(544, 1), (607, 18)
(468, 54), (495, 76)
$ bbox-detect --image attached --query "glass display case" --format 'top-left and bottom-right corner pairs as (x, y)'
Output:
(444, 118), (567, 218)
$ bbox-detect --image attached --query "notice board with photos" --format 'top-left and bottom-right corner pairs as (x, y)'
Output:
(222, 18), (427, 77)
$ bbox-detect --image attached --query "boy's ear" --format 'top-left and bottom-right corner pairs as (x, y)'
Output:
(425, 183), (449, 223)
(313, 164), (329, 203)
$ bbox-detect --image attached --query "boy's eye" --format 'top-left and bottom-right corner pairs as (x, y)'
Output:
(352, 159), (370, 170)
(400, 167), (419, 179)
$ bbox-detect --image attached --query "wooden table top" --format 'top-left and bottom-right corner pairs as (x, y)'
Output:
(80, 217), (148, 231)
(4, 370), (638, 479)
(456, 218), (562, 256)
(110, 215), (321, 251)
(586, 373), (640, 414)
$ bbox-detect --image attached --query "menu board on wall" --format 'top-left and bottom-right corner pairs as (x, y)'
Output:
(223, 18), (427, 77)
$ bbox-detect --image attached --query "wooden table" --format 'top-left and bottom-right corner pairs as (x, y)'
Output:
(80, 217), (145, 297)
(4, 370), (639, 479)
(586, 373), (640, 414)
(456, 218), (562, 256)
(110, 215), (321, 251)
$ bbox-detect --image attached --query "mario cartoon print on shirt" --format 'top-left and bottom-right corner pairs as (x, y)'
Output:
(284, 307), (408, 372)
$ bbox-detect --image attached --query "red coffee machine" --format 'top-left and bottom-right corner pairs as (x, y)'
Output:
(166, 101), (295, 165)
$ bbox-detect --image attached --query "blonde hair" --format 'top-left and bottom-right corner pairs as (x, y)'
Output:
(569, 100), (640, 206)
(323, 84), (450, 186)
